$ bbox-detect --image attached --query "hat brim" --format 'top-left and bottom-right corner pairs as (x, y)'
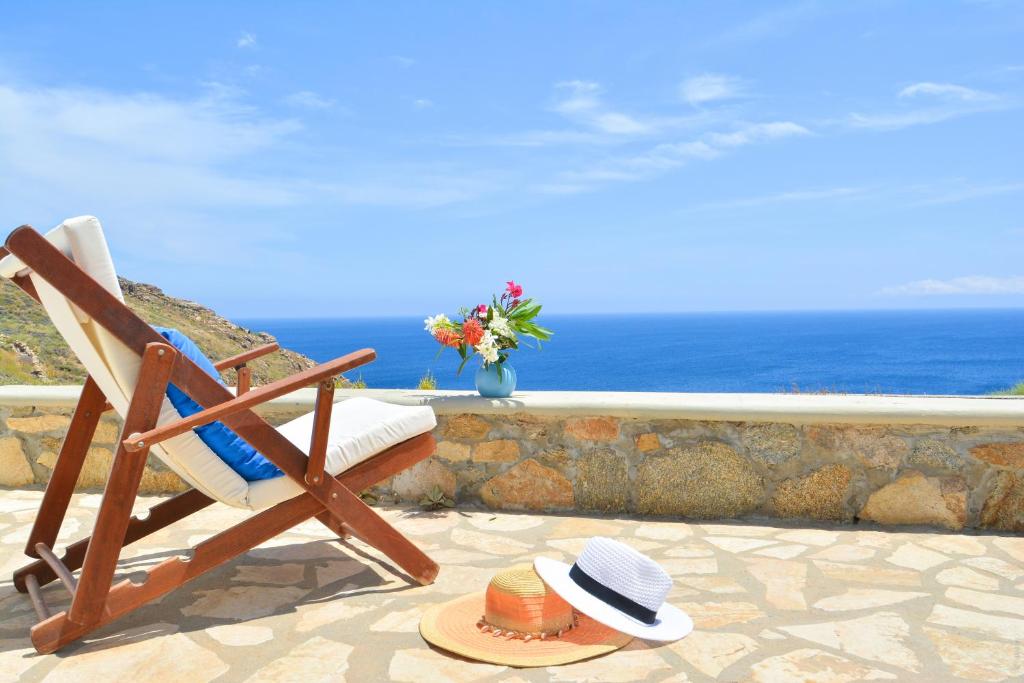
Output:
(419, 593), (633, 668)
(533, 557), (694, 642)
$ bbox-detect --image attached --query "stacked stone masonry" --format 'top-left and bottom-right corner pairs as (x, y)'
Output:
(1, 392), (1022, 532)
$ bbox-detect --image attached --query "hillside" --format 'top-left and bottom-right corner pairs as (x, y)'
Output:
(0, 277), (319, 386)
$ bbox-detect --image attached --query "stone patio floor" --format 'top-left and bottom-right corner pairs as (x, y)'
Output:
(1, 490), (1023, 682)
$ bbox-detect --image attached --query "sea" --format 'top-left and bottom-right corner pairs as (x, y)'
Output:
(238, 309), (1024, 395)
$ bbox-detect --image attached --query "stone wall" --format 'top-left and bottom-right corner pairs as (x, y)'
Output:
(1, 386), (1022, 532)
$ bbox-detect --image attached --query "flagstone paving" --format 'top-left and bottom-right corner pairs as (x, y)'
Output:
(1, 489), (1023, 682)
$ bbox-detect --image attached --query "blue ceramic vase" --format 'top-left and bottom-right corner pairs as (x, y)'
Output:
(475, 362), (517, 398)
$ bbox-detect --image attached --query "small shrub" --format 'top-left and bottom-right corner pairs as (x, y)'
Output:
(417, 370), (438, 390)
(994, 381), (1024, 396)
(419, 484), (455, 510)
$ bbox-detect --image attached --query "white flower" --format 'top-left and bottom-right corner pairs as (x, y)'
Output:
(424, 314), (449, 333)
(489, 314), (514, 339)
(475, 331), (499, 363)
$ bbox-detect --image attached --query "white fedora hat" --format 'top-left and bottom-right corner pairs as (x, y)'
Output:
(534, 537), (693, 641)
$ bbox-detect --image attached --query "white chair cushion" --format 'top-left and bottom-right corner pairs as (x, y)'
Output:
(245, 397), (437, 510)
(2, 216), (437, 510)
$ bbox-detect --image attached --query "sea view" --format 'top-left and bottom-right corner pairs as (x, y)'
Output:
(242, 308), (1024, 395)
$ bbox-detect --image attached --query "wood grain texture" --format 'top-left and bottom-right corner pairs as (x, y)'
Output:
(24, 376), (106, 558)
(213, 343), (279, 371)
(67, 343), (176, 626)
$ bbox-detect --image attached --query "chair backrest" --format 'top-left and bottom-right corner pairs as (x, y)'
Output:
(1, 217), (251, 506)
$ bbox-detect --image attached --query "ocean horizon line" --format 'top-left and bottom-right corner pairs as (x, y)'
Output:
(237, 306), (1024, 323)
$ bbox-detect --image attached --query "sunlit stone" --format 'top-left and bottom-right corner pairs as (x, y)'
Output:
(669, 630), (758, 677)
(780, 612), (921, 672)
(945, 587), (1024, 617)
(747, 648), (897, 683)
(924, 626), (1024, 682)
(452, 528), (531, 555)
(919, 534), (987, 557)
(466, 513), (544, 532)
(678, 601), (765, 628)
(676, 575), (746, 594)
(659, 558), (718, 575)
(753, 544), (807, 559)
(243, 636), (352, 682)
(814, 560), (921, 586)
(927, 604), (1024, 641)
(634, 522), (693, 541)
(813, 588), (929, 612)
(743, 557), (807, 610)
(885, 542), (951, 571)
(963, 557), (1024, 581)
(370, 606), (425, 633)
(389, 647), (506, 682)
(810, 544), (876, 562)
(704, 536), (777, 553)
(664, 544), (716, 558)
(295, 600), (381, 634)
(776, 529), (838, 546)
(546, 640), (670, 682)
(205, 623), (274, 647)
(44, 624), (228, 682)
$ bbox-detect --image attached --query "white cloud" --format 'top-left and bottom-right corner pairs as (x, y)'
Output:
(690, 186), (866, 211)
(462, 81), (712, 148)
(283, 90), (335, 109)
(848, 81), (1007, 130)
(707, 121), (809, 147)
(548, 120), (808, 191)
(911, 180), (1024, 206)
(413, 98), (433, 109)
(680, 74), (742, 106)
(880, 276), (1024, 296)
(898, 82), (995, 102)
(552, 81), (654, 135)
(0, 81), (494, 230)
(317, 175), (495, 208)
(237, 32), (257, 49)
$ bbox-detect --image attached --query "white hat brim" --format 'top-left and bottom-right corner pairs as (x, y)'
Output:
(534, 557), (693, 642)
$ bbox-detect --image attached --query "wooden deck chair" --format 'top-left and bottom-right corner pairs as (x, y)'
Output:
(0, 216), (440, 654)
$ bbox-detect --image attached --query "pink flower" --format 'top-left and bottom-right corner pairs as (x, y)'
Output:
(506, 280), (523, 298)
(476, 304), (488, 315)
(511, 298), (521, 308)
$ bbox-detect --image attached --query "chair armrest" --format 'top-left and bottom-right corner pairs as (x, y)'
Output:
(213, 343), (280, 371)
(122, 348), (375, 452)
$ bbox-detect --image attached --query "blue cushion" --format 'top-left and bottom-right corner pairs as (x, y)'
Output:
(154, 327), (283, 481)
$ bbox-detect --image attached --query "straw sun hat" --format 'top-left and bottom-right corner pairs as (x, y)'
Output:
(419, 564), (633, 667)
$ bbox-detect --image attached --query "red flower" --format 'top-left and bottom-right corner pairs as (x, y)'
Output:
(476, 304), (488, 315)
(506, 280), (523, 298)
(511, 298), (522, 308)
(462, 317), (484, 346)
(433, 328), (462, 348)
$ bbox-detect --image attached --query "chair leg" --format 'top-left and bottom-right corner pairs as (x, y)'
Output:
(14, 488), (213, 593)
(29, 431), (438, 654)
(23, 376), (106, 559)
(67, 343), (176, 626)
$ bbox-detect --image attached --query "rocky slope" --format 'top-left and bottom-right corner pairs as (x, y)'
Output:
(0, 277), (318, 386)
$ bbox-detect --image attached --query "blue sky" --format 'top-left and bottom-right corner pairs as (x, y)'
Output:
(1, 1), (1021, 317)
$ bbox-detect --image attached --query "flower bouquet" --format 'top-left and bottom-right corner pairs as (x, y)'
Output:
(424, 280), (553, 397)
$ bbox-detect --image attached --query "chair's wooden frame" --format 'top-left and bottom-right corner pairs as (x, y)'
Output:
(1, 225), (439, 654)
